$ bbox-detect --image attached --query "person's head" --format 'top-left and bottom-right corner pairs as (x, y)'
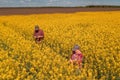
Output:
(72, 45), (80, 53)
(35, 25), (39, 32)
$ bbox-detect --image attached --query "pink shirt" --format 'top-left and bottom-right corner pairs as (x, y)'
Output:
(71, 51), (83, 61)
(34, 29), (44, 38)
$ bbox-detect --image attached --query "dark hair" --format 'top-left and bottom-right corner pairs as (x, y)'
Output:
(35, 25), (39, 30)
(72, 51), (76, 54)
(35, 30), (39, 33)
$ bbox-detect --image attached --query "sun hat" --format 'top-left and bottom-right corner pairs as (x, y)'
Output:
(72, 45), (80, 51)
(35, 25), (39, 30)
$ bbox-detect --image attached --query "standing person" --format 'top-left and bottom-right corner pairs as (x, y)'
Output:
(33, 25), (44, 43)
(70, 45), (83, 69)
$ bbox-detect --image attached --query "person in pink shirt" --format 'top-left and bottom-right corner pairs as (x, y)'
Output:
(70, 45), (83, 68)
(33, 25), (44, 43)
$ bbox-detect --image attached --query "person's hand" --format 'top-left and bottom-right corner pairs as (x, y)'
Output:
(34, 36), (37, 38)
(70, 59), (73, 63)
(70, 59), (73, 62)
(38, 36), (43, 38)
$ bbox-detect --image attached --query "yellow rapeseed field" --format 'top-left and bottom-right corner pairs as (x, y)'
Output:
(0, 11), (120, 80)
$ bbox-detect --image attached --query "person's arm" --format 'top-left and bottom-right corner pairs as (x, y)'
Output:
(39, 30), (44, 38)
(70, 58), (73, 63)
(78, 54), (83, 63)
(37, 35), (43, 38)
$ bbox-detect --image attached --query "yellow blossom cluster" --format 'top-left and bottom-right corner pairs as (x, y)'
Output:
(0, 11), (120, 80)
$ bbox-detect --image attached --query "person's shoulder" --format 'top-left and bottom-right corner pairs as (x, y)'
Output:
(76, 50), (82, 54)
(78, 51), (83, 55)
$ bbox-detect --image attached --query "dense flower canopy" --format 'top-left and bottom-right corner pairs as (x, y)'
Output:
(0, 11), (120, 80)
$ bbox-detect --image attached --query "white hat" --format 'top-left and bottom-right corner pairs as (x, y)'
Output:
(72, 45), (80, 51)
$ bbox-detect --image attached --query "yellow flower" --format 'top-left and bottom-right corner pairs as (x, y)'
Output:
(0, 11), (120, 80)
